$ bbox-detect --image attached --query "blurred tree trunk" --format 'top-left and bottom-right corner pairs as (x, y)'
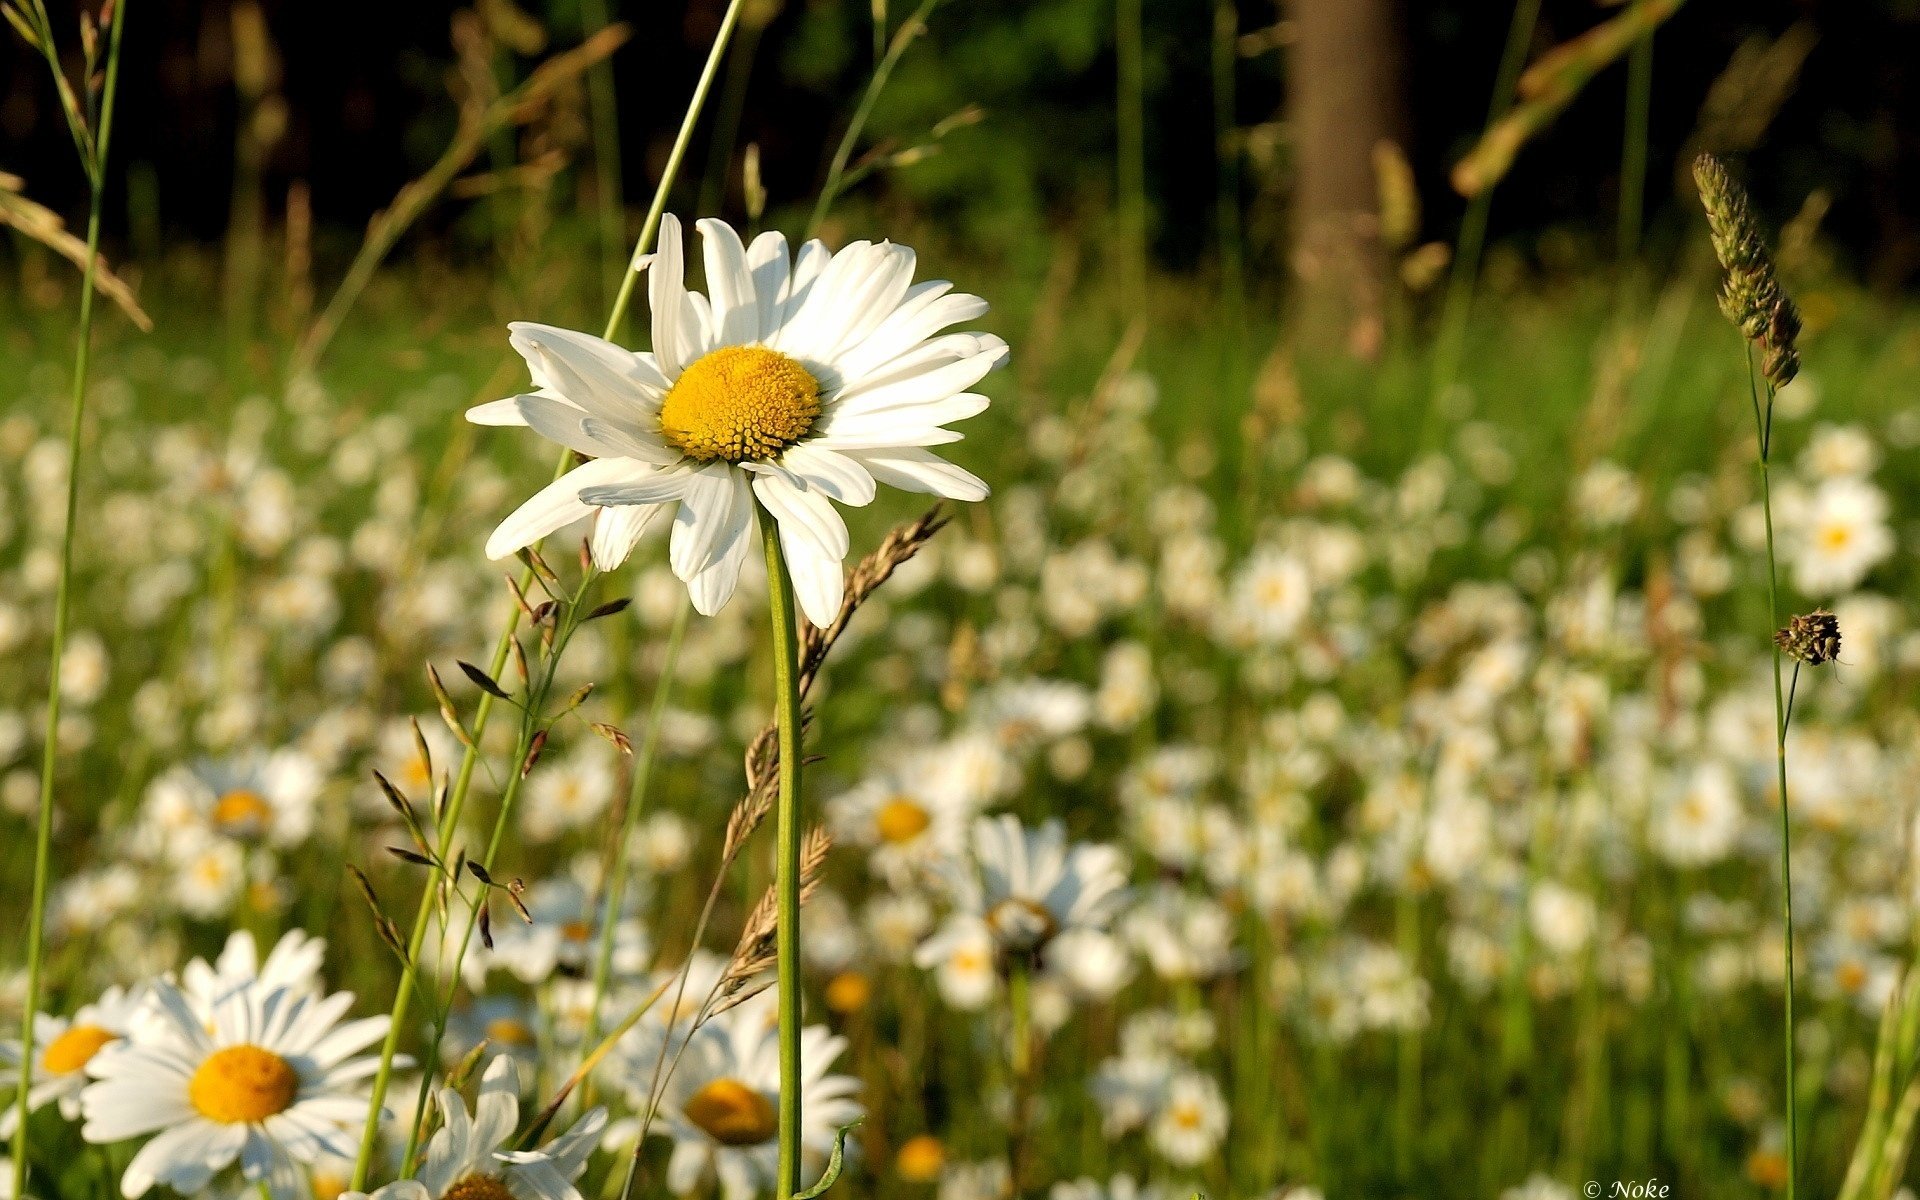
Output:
(1286, 0), (1404, 357)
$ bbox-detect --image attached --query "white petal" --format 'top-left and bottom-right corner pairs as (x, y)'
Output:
(485, 459), (641, 560)
(699, 218), (759, 347)
(830, 283), (982, 382)
(648, 214), (690, 378)
(747, 231), (792, 341)
(775, 443), (876, 505)
(685, 505), (758, 617)
(824, 349), (1001, 421)
(813, 393), (990, 446)
(515, 394), (627, 459)
(466, 396), (529, 426)
(753, 474), (848, 628)
(508, 324), (662, 421)
(579, 463), (695, 509)
(669, 463), (750, 580)
(589, 504), (661, 569)
(846, 446), (988, 501)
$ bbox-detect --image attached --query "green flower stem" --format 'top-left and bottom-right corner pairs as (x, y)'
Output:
(346, 1), (749, 1184)
(762, 514), (806, 1200)
(15, 2), (128, 1194)
(1750, 355), (1798, 1200)
(580, 596), (694, 1110)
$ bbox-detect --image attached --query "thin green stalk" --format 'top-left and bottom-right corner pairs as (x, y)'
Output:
(806, 0), (943, 240)
(762, 514), (806, 1199)
(1749, 353), (1798, 1200)
(15, 3), (128, 1195)
(347, 5), (749, 1186)
(580, 597), (693, 1106)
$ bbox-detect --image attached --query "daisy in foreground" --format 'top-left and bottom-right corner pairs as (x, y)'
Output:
(470, 214), (1006, 626)
(79, 979), (388, 1199)
(347, 1056), (605, 1200)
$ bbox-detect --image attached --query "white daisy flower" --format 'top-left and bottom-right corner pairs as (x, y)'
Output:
(470, 214), (1006, 627)
(1147, 1069), (1228, 1166)
(0, 984), (145, 1135)
(138, 749), (323, 854)
(649, 997), (863, 1200)
(826, 766), (972, 890)
(1792, 475), (1893, 595)
(79, 978), (389, 1199)
(348, 1056), (605, 1200)
(934, 815), (1130, 956)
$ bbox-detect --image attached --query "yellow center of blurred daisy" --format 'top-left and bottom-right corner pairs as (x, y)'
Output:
(875, 797), (932, 844)
(684, 1077), (777, 1146)
(485, 1016), (537, 1046)
(894, 1134), (946, 1183)
(660, 346), (821, 463)
(444, 1175), (516, 1200)
(188, 1044), (299, 1123)
(41, 1024), (116, 1074)
(212, 789), (272, 833)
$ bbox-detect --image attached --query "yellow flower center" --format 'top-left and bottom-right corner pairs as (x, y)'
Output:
(824, 971), (872, 1014)
(875, 797), (932, 845)
(485, 1016), (537, 1046)
(684, 1077), (777, 1146)
(310, 1168), (350, 1200)
(659, 346), (821, 463)
(212, 789), (272, 834)
(444, 1175), (517, 1200)
(894, 1134), (946, 1183)
(188, 1044), (300, 1123)
(1820, 524), (1853, 550)
(41, 1024), (117, 1074)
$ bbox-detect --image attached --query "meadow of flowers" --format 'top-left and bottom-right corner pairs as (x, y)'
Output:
(7, 4), (1920, 1200)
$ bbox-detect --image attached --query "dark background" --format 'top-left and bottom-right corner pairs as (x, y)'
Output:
(3, 0), (1919, 284)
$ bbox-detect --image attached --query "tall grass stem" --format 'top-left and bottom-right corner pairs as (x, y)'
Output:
(14, 2), (129, 1194)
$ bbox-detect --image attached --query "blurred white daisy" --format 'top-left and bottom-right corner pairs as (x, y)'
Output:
(0, 984), (145, 1134)
(137, 749), (323, 855)
(471, 214), (1006, 627)
(79, 979), (389, 1199)
(917, 816), (1129, 1002)
(1792, 475), (1892, 595)
(649, 997), (863, 1200)
(348, 1056), (605, 1200)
